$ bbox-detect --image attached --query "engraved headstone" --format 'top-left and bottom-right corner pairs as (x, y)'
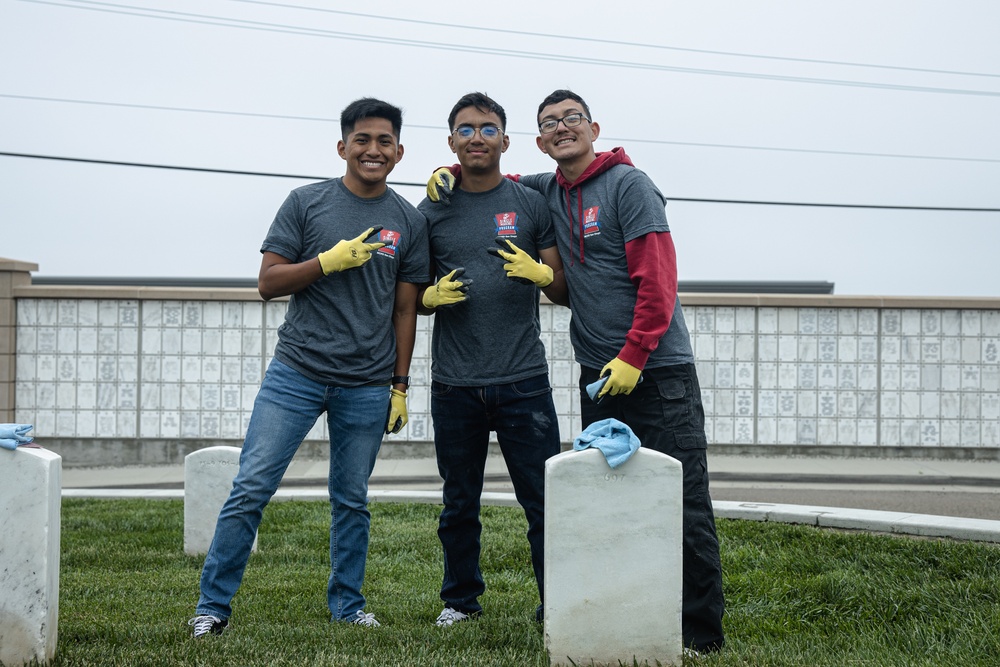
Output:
(184, 446), (256, 555)
(544, 447), (683, 667)
(0, 447), (61, 665)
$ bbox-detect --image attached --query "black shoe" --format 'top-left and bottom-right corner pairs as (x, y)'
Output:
(189, 614), (228, 638)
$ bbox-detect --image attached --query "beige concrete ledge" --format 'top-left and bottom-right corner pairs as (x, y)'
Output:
(0, 257), (39, 273)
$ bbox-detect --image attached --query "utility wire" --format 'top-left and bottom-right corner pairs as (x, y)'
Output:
(227, 0), (1000, 80)
(4, 94), (999, 165)
(4, 151), (998, 212)
(20, 0), (1000, 98)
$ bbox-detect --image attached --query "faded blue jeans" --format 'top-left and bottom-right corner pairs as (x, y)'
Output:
(431, 373), (561, 615)
(197, 358), (387, 622)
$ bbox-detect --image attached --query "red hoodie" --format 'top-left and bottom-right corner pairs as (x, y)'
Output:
(553, 148), (679, 369)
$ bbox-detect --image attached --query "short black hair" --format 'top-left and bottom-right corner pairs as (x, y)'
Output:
(447, 92), (507, 132)
(340, 97), (403, 140)
(537, 89), (592, 122)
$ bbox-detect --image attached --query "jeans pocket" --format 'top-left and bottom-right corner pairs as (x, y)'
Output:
(431, 381), (453, 398)
(510, 374), (552, 399)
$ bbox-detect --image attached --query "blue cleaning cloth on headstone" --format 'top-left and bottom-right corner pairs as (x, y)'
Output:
(0, 423), (34, 450)
(572, 418), (640, 469)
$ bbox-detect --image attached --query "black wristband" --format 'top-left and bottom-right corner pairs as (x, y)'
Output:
(391, 375), (410, 387)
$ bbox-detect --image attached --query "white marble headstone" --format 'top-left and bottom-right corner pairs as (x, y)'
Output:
(184, 446), (256, 555)
(545, 447), (683, 667)
(0, 447), (61, 666)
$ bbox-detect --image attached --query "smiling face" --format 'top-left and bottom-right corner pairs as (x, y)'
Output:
(535, 98), (600, 169)
(337, 117), (403, 197)
(448, 105), (509, 176)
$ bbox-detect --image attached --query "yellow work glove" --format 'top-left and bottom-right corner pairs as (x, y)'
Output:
(386, 388), (408, 434)
(427, 167), (457, 205)
(317, 226), (386, 275)
(598, 357), (643, 398)
(489, 239), (553, 287)
(421, 268), (470, 309)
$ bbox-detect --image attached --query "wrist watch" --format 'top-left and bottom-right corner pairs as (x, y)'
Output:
(391, 375), (410, 388)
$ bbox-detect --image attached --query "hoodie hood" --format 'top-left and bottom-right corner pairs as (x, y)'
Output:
(555, 147), (634, 265)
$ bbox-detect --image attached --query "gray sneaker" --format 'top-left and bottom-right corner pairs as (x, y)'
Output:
(188, 614), (228, 638)
(350, 610), (381, 627)
(435, 607), (472, 626)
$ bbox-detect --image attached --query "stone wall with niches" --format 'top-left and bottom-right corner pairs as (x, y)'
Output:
(10, 284), (1000, 456)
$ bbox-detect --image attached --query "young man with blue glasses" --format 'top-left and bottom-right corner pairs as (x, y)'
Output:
(427, 90), (725, 654)
(189, 97), (429, 637)
(418, 92), (567, 627)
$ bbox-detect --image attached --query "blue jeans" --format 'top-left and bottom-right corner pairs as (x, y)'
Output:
(197, 358), (387, 621)
(431, 373), (561, 614)
(579, 363), (726, 652)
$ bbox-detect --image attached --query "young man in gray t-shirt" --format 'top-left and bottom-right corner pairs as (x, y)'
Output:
(426, 90), (725, 654)
(190, 98), (429, 637)
(417, 92), (566, 627)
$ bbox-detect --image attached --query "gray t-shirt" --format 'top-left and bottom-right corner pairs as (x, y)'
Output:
(262, 178), (429, 385)
(418, 179), (555, 386)
(520, 165), (694, 369)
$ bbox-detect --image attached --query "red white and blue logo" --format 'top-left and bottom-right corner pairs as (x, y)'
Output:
(582, 206), (601, 237)
(494, 211), (518, 236)
(376, 229), (400, 257)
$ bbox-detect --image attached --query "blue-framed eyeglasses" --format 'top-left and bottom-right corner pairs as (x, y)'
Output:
(452, 125), (503, 139)
(538, 113), (590, 134)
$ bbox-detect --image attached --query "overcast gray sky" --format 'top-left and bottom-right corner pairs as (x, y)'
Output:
(2, 0), (998, 296)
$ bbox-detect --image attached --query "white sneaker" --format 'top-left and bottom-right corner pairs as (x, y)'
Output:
(188, 614), (228, 638)
(435, 607), (472, 626)
(350, 610), (381, 627)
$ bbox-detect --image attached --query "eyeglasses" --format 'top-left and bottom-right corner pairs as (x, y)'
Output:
(452, 125), (503, 139)
(538, 113), (590, 134)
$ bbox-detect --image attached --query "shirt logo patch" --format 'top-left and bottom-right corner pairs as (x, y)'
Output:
(582, 206), (601, 237)
(376, 229), (400, 257)
(495, 211), (518, 236)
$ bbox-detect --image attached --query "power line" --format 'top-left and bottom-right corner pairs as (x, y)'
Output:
(4, 151), (998, 212)
(228, 0), (1000, 80)
(5, 93), (999, 165)
(21, 0), (1000, 98)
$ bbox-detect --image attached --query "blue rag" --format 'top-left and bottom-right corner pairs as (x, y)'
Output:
(0, 423), (34, 450)
(585, 375), (644, 404)
(572, 418), (641, 468)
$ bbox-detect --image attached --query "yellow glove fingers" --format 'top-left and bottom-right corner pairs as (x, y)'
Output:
(496, 240), (553, 287)
(598, 358), (643, 397)
(427, 168), (456, 204)
(422, 267), (470, 308)
(386, 387), (408, 434)
(318, 226), (386, 274)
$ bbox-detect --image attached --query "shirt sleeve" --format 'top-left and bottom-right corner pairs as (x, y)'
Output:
(618, 231), (678, 368)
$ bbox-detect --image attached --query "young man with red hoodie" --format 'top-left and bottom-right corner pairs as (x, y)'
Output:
(429, 89), (725, 653)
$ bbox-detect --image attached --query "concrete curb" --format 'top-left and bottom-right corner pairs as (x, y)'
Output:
(713, 500), (1000, 544)
(61, 488), (1000, 544)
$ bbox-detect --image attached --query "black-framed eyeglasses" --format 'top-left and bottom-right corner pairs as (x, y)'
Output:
(538, 113), (590, 134)
(452, 125), (503, 139)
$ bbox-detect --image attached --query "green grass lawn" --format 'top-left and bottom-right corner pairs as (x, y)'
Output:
(30, 499), (1000, 666)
